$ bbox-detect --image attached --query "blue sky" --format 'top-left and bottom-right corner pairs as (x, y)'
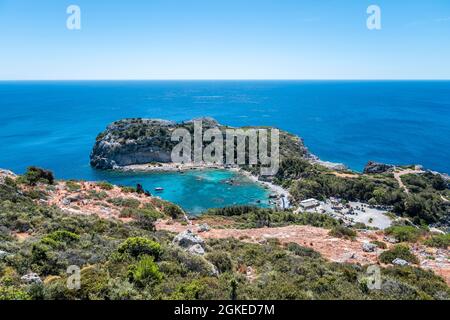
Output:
(0, 0), (449, 80)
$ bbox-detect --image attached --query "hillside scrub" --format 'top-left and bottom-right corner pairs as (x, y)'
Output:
(0, 171), (449, 300)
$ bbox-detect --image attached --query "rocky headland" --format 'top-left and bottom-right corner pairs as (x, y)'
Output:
(90, 117), (309, 171)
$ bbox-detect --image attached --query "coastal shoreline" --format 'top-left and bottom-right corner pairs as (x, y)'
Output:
(117, 162), (292, 210)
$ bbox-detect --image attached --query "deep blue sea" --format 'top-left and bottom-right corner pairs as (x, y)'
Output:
(1, 81), (449, 212)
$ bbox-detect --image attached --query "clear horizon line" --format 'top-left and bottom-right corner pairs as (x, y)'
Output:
(1, 78), (450, 82)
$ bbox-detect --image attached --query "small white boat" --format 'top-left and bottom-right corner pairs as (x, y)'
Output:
(154, 187), (164, 192)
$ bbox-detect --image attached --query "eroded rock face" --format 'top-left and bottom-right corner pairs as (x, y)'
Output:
(90, 119), (177, 169)
(363, 161), (395, 174)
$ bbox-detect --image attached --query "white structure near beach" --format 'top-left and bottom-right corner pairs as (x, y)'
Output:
(299, 198), (320, 210)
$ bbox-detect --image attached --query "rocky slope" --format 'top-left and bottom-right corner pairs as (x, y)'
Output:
(90, 117), (308, 170)
(1, 169), (449, 300)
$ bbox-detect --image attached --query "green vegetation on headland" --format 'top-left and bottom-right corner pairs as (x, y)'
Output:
(0, 167), (449, 300)
(90, 117), (307, 170)
(274, 157), (449, 228)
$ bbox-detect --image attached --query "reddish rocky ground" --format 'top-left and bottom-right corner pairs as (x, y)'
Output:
(42, 181), (161, 220)
(156, 219), (450, 285)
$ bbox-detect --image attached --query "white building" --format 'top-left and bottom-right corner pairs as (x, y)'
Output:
(299, 198), (320, 210)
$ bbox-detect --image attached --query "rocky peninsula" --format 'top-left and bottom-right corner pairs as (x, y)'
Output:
(90, 117), (309, 171)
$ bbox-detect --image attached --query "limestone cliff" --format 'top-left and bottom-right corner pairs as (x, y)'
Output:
(90, 117), (308, 170)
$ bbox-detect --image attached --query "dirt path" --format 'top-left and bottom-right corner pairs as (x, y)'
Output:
(330, 172), (359, 179)
(393, 169), (424, 194)
(156, 220), (450, 285)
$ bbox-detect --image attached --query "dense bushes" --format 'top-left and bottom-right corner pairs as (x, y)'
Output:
(385, 226), (424, 242)
(107, 197), (141, 208)
(128, 255), (163, 287)
(163, 203), (185, 219)
(329, 226), (357, 240)
(117, 237), (162, 260)
(19, 167), (54, 186)
(206, 206), (258, 217)
(0, 286), (30, 300)
(290, 173), (402, 205)
(282, 166), (449, 225)
(401, 172), (448, 192)
(379, 245), (419, 264)
(424, 234), (450, 248)
(286, 242), (321, 258)
(205, 207), (339, 229)
(205, 251), (233, 274)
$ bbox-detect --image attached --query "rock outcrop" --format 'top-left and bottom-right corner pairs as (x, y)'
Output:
(173, 230), (205, 248)
(363, 161), (395, 174)
(90, 119), (177, 169)
(392, 258), (409, 266)
(362, 242), (377, 252)
(21, 273), (42, 284)
(0, 169), (16, 184)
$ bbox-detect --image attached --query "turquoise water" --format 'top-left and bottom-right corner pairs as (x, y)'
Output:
(0, 81), (449, 212)
(95, 169), (270, 215)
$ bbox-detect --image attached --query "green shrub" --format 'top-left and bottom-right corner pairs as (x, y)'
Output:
(65, 181), (81, 192)
(379, 245), (419, 264)
(286, 242), (321, 258)
(87, 190), (108, 200)
(370, 240), (387, 249)
(134, 209), (159, 231)
(119, 208), (159, 230)
(20, 167), (54, 186)
(118, 237), (162, 259)
(128, 255), (162, 286)
(424, 234), (450, 248)
(107, 197), (140, 208)
(120, 186), (136, 193)
(385, 226), (423, 242)
(40, 230), (79, 249)
(0, 287), (31, 300)
(329, 226), (356, 240)
(164, 203), (184, 219)
(45, 230), (80, 243)
(97, 181), (114, 190)
(206, 251), (233, 273)
(170, 280), (206, 300)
